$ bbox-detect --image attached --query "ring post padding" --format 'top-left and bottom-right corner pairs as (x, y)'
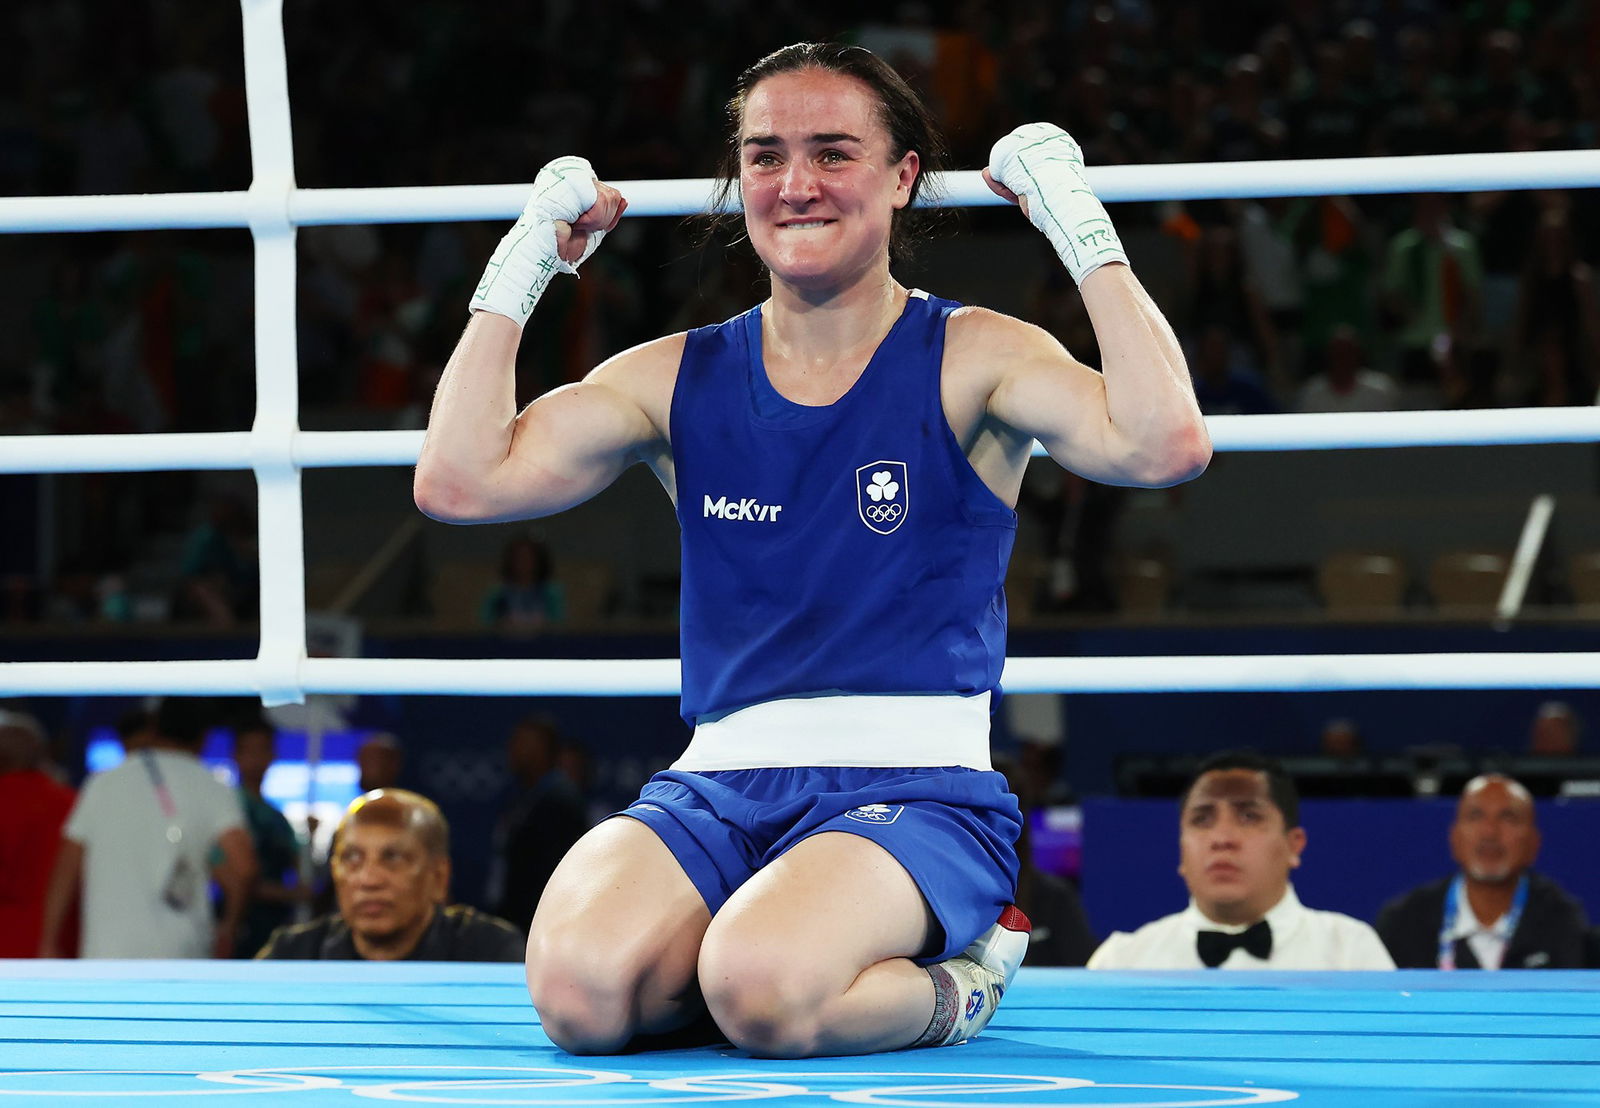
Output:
(242, 0), (305, 707)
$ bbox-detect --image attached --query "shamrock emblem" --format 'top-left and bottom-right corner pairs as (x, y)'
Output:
(866, 471), (899, 502)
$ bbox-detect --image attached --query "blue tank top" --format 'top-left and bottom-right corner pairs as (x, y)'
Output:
(671, 290), (1017, 723)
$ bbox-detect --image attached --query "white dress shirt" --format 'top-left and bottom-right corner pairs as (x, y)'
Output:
(1445, 899), (1513, 971)
(1087, 885), (1396, 970)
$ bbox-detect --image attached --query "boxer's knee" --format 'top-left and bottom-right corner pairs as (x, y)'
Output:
(527, 915), (703, 1054)
(525, 920), (638, 1053)
(699, 935), (827, 1058)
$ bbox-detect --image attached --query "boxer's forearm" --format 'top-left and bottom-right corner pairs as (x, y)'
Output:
(1079, 265), (1207, 472)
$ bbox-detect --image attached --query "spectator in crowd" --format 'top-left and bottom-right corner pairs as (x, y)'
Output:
(555, 735), (611, 826)
(481, 533), (565, 632)
(1382, 193), (1485, 406)
(305, 726), (405, 919)
(1527, 701), (1581, 758)
(1232, 197), (1305, 379)
(1292, 195), (1380, 362)
(1511, 207), (1600, 407)
(1295, 325), (1398, 413)
(1318, 718), (1364, 760)
(1089, 751), (1394, 969)
(1285, 38), (1371, 161)
(1209, 55), (1284, 165)
(1186, 226), (1283, 389)
(1015, 468), (1125, 615)
(230, 717), (310, 958)
(116, 706), (158, 754)
(356, 732), (405, 793)
(257, 788), (522, 961)
(171, 492), (257, 626)
(1190, 324), (1280, 416)
(485, 715), (591, 932)
(1376, 774), (1589, 969)
(992, 752), (1096, 966)
(40, 698), (257, 958)
(0, 710), (77, 957)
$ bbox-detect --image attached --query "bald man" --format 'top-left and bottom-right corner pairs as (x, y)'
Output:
(257, 788), (522, 961)
(1377, 775), (1589, 969)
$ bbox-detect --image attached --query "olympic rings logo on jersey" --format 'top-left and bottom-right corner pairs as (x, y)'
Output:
(856, 460), (909, 535)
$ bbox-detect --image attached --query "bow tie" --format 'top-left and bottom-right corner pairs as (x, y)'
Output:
(1197, 920), (1272, 967)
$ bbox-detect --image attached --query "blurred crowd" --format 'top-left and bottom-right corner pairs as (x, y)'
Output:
(2, 698), (604, 963)
(0, 1), (1597, 629)
(4, 697), (1595, 969)
(5, 0), (1598, 432)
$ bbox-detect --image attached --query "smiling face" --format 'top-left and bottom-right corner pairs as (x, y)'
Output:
(1178, 769), (1306, 925)
(738, 68), (919, 292)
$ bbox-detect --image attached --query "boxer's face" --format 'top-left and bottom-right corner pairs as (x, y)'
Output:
(738, 68), (917, 290)
(1178, 769), (1305, 926)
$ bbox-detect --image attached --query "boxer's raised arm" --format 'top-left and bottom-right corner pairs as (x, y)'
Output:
(414, 157), (670, 524)
(982, 124), (1210, 488)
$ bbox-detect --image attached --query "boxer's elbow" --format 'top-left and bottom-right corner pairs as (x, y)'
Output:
(1130, 421), (1211, 488)
(413, 465), (495, 524)
(1163, 421), (1213, 484)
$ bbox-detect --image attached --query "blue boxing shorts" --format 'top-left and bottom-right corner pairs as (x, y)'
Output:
(616, 766), (1022, 963)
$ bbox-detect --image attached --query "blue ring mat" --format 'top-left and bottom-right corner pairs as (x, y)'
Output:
(2, 961), (1597, 1106)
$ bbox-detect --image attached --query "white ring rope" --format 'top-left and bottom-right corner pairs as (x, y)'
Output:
(4, 404), (1600, 478)
(1, 0), (1595, 704)
(0, 655), (1596, 698)
(4, 149), (1599, 232)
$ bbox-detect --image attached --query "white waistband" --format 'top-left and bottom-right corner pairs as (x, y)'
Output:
(673, 692), (993, 772)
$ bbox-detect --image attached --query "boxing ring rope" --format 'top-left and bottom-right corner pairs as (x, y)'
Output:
(7, 405), (1600, 478)
(2, 0), (1598, 706)
(9, 149), (1600, 232)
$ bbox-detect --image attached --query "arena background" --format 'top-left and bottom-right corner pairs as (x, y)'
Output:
(2, 0), (1598, 939)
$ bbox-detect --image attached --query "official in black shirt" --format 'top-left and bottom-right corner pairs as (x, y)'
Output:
(1377, 774), (1588, 970)
(258, 789), (522, 962)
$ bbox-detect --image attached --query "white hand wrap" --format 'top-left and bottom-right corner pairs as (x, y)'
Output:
(470, 156), (606, 326)
(988, 123), (1127, 285)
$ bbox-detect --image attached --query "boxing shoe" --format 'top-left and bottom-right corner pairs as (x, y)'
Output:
(926, 905), (1031, 1047)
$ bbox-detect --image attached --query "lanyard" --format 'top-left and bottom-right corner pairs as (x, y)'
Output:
(1438, 872), (1528, 970)
(138, 751), (184, 845)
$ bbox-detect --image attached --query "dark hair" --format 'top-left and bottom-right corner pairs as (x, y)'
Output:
(154, 697), (210, 750)
(232, 715), (276, 745)
(1180, 750), (1301, 830)
(704, 41), (952, 262)
(500, 533), (552, 585)
(115, 706), (156, 742)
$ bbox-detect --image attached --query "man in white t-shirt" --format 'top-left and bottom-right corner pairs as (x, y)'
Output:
(40, 699), (256, 959)
(1089, 751), (1393, 970)
(1294, 327), (1398, 414)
